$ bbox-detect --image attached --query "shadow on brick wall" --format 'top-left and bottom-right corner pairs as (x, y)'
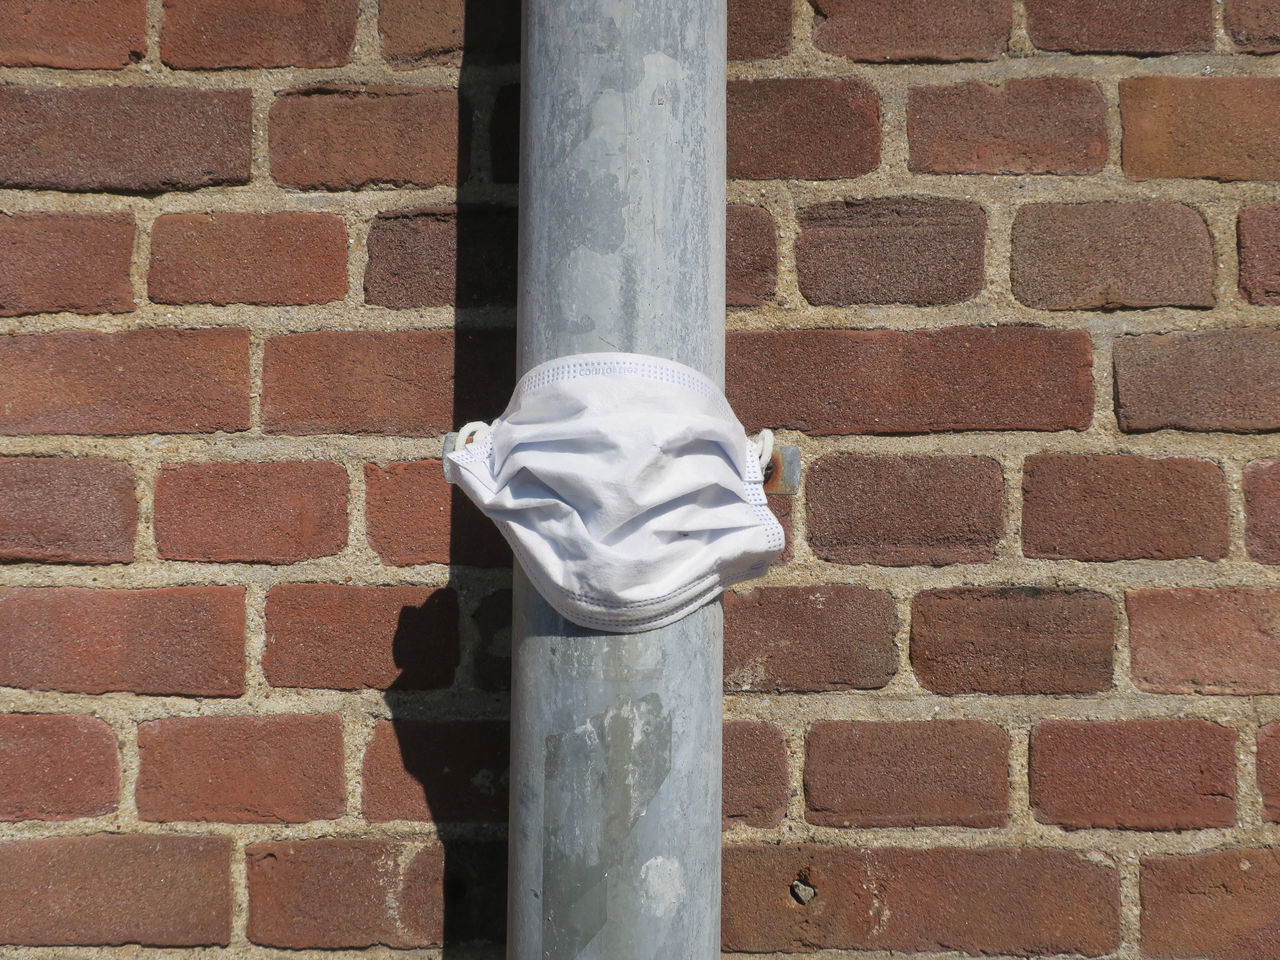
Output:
(383, 0), (520, 952)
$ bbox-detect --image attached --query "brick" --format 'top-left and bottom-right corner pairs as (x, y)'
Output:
(723, 845), (1119, 954)
(0, 457), (134, 564)
(163, 0), (357, 68)
(264, 584), (459, 690)
(796, 199), (985, 306)
(0, 715), (118, 821)
(1116, 330), (1280, 432)
(766, 493), (794, 563)
(364, 460), (510, 567)
(379, 0), (518, 65)
(908, 79), (1107, 175)
(724, 720), (787, 828)
(1129, 589), (1280, 695)
(472, 587), (513, 691)
(1122, 77), (1280, 181)
(0, 213), (133, 317)
(247, 839), (410, 948)
(805, 721), (1009, 828)
(1026, 0), (1213, 53)
(1246, 459), (1280, 564)
(1239, 205), (1280, 305)
(728, 327), (1092, 435)
(270, 85), (458, 190)
(1141, 849), (1280, 958)
(726, 205), (777, 306)
(1259, 727), (1280, 829)
(0, 87), (250, 192)
(264, 329), (512, 436)
(150, 213), (347, 306)
(490, 83), (520, 183)
(912, 587), (1115, 695)
(807, 454), (1004, 566)
(1262, 724), (1279, 823)
(362, 719), (508, 823)
(1023, 454), (1228, 561)
(727, 79), (879, 180)
(138, 714), (345, 823)
(809, 0), (1010, 61)
(154, 461), (348, 563)
(1228, 0), (1280, 52)
(0, 586), (245, 696)
(0, 0), (145, 67)
(0, 834), (232, 946)
(1030, 719), (1236, 830)
(0, 328), (250, 435)
(364, 206), (517, 308)
(724, 585), (897, 692)
(401, 841), (507, 946)
(729, 0), (791, 58)
(1012, 202), (1214, 310)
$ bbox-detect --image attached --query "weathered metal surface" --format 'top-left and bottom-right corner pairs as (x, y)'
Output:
(508, 0), (727, 956)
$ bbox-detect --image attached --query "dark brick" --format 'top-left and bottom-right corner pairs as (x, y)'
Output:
(162, 0), (357, 67)
(908, 78), (1107, 175)
(0, 457), (135, 564)
(154, 461), (348, 564)
(0, 87), (251, 192)
(729, 0), (792, 59)
(1239, 205), (1280, 305)
(809, 0), (1011, 62)
(378, 0), (518, 65)
(138, 714), (345, 823)
(0, 0), (145, 68)
(362, 719), (508, 823)
(912, 587), (1115, 695)
(1246, 459), (1280, 564)
(1228, 0), (1280, 52)
(364, 205), (517, 308)
(1142, 849), (1280, 957)
(724, 720), (788, 828)
(0, 586), (245, 696)
(0, 714), (118, 821)
(0, 328), (250, 436)
(1012, 202), (1214, 310)
(1022, 454), (1229, 561)
(1031, 719), (1236, 829)
(807, 454), (1004, 566)
(0, 213), (133, 317)
(1115, 329), (1280, 432)
(723, 845), (1119, 954)
(270, 85), (458, 190)
(0, 835), (233, 946)
(726, 205), (777, 307)
(1129, 589), (1280, 695)
(150, 213), (347, 306)
(728, 327), (1092, 434)
(805, 721), (1009, 828)
(796, 199), (985, 306)
(264, 584), (459, 690)
(728, 79), (879, 180)
(724, 585), (897, 692)
(1026, 0), (1213, 53)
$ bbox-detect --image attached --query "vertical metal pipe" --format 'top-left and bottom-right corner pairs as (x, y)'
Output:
(509, 0), (726, 957)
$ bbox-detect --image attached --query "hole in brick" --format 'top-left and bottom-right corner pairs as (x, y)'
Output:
(790, 877), (817, 905)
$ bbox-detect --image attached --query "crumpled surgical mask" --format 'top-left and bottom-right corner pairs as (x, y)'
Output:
(446, 352), (785, 633)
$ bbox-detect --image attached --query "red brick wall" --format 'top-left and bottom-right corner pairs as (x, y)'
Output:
(1, 0), (1278, 954)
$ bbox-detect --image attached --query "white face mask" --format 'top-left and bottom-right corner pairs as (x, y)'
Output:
(446, 353), (784, 633)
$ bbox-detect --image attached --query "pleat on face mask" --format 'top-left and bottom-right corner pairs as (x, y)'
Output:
(446, 352), (785, 633)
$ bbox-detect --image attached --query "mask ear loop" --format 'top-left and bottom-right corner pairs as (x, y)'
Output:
(752, 428), (774, 473)
(456, 420), (492, 448)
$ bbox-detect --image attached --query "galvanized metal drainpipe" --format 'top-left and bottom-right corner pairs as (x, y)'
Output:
(508, 0), (727, 957)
